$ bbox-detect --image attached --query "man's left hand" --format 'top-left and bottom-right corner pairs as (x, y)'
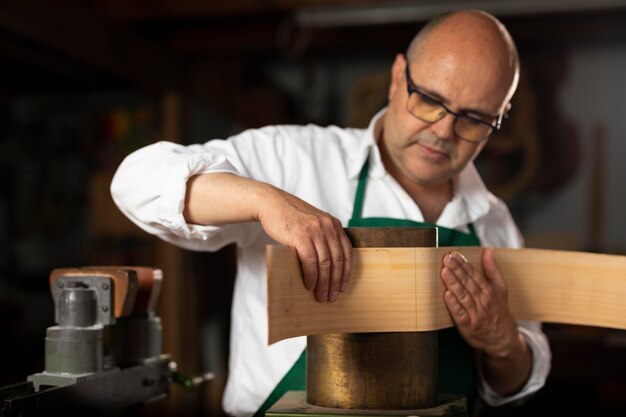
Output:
(440, 247), (521, 359)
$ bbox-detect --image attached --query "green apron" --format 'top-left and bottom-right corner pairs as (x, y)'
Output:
(255, 158), (480, 416)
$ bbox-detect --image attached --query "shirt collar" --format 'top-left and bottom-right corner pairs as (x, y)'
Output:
(439, 162), (492, 227)
(348, 107), (387, 180)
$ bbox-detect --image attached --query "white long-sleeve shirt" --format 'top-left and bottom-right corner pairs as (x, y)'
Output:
(111, 109), (551, 416)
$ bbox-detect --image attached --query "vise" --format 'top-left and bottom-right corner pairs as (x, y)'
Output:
(0, 266), (210, 416)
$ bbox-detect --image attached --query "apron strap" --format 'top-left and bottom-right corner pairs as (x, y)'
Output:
(350, 157), (370, 222)
(253, 349), (306, 417)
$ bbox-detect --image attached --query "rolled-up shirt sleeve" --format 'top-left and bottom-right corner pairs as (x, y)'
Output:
(110, 139), (263, 251)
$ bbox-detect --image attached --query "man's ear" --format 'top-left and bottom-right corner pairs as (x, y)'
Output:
(388, 53), (407, 101)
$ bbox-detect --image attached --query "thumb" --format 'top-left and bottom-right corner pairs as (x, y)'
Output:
(482, 247), (505, 287)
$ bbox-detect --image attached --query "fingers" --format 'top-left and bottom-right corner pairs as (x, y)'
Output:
(482, 247), (505, 287)
(295, 216), (352, 303)
(444, 290), (471, 327)
(295, 239), (319, 292)
(442, 253), (482, 307)
(338, 229), (353, 292)
(441, 251), (494, 328)
(323, 219), (347, 302)
(313, 232), (332, 302)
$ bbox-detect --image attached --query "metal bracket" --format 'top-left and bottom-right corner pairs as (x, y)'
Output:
(51, 276), (115, 326)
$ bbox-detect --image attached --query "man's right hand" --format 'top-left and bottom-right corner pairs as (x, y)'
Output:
(184, 173), (352, 302)
(257, 186), (353, 302)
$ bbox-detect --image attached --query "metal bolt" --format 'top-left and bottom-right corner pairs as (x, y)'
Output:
(57, 281), (64, 289)
(102, 283), (109, 291)
(102, 305), (109, 312)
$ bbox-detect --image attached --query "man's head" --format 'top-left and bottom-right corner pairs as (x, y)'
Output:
(381, 10), (519, 187)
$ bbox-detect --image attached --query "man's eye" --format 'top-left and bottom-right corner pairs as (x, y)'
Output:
(463, 115), (492, 126)
(420, 93), (440, 106)
(463, 117), (483, 126)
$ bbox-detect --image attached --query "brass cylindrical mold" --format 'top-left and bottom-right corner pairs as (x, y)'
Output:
(306, 227), (438, 410)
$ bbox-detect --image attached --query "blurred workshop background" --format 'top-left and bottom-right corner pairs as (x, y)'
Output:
(0, 0), (625, 416)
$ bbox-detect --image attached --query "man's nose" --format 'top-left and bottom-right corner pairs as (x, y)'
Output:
(429, 113), (455, 141)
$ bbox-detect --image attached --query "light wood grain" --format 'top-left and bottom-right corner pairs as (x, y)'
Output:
(267, 246), (626, 344)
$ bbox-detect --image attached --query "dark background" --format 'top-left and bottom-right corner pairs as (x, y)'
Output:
(1, 1), (625, 416)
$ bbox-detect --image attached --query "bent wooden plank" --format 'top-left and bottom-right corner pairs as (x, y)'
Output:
(266, 246), (626, 344)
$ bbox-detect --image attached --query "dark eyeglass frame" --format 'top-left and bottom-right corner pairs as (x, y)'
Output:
(404, 63), (507, 143)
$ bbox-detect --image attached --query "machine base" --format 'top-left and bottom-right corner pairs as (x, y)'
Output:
(266, 391), (467, 416)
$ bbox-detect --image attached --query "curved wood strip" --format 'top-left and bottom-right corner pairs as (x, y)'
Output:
(266, 246), (626, 344)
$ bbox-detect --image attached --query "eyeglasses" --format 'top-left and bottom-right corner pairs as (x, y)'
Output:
(404, 64), (506, 143)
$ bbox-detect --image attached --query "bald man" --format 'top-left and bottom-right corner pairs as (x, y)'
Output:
(111, 10), (551, 417)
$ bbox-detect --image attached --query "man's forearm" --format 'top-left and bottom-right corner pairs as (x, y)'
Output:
(481, 330), (533, 396)
(184, 172), (271, 225)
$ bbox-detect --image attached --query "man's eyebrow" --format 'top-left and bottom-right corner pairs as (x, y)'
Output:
(417, 85), (499, 120)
